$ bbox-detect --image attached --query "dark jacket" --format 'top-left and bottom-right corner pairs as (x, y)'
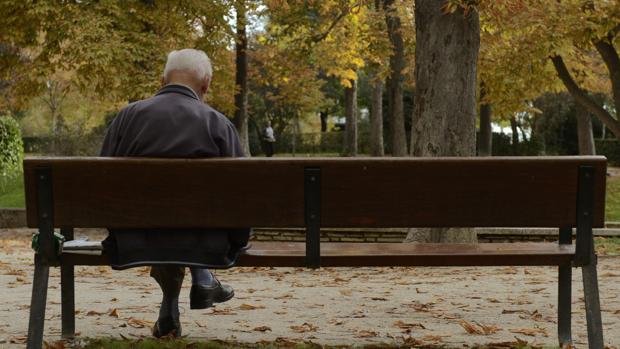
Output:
(100, 84), (251, 270)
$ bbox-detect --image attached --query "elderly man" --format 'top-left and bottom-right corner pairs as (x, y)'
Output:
(100, 49), (250, 338)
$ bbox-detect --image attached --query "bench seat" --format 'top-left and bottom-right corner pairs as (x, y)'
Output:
(61, 242), (576, 267)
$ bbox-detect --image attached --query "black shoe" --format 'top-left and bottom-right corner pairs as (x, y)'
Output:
(152, 317), (182, 338)
(190, 278), (235, 309)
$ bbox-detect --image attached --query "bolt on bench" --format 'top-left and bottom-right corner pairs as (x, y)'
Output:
(23, 156), (606, 349)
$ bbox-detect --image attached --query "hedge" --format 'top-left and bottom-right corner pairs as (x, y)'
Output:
(0, 115), (24, 188)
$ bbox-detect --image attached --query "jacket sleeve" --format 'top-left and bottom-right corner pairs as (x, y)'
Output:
(218, 121), (246, 157)
(99, 111), (123, 156)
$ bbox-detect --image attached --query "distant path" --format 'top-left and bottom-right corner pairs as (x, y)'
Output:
(0, 228), (618, 348)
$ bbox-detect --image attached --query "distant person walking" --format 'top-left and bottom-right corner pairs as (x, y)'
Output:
(264, 121), (276, 157)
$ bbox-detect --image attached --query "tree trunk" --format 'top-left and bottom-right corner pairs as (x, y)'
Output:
(370, 77), (385, 156)
(319, 111), (328, 132)
(576, 103), (596, 155)
(343, 79), (358, 157)
(384, 0), (407, 156)
(233, 0), (250, 156)
(510, 116), (519, 155)
(478, 84), (492, 156)
(291, 113), (299, 157)
(406, 0), (480, 243)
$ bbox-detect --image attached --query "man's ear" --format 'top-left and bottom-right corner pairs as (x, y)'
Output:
(201, 76), (210, 95)
(160, 76), (166, 87)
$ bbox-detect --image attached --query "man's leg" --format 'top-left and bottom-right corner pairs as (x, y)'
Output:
(150, 265), (184, 337)
(189, 267), (234, 309)
(190, 267), (215, 285)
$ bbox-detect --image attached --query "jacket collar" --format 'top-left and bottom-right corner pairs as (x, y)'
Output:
(155, 84), (200, 100)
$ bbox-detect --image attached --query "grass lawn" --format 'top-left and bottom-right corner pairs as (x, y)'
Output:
(605, 172), (620, 221)
(0, 175), (24, 208)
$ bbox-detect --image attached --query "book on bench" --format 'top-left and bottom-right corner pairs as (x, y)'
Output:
(62, 239), (103, 255)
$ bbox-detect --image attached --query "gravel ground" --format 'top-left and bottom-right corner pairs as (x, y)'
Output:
(0, 228), (618, 348)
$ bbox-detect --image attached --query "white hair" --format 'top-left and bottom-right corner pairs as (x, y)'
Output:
(163, 49), (212, 82)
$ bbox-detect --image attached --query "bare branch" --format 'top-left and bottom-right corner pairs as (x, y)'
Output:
(550, 55), (620, 138)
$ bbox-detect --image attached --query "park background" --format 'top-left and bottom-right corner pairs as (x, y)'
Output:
(2, 1), (620, 218)
(1, 1), (620, 348)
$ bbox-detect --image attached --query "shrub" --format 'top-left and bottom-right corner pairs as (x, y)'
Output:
(595, 139), (620, 165)
(0, 115), (24, 189)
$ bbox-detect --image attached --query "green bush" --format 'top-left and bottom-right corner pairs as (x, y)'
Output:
(0, 115), (24, 189)
(595, 139), (620, 165)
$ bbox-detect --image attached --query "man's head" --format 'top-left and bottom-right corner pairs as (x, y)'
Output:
(162, 49), (212, 100)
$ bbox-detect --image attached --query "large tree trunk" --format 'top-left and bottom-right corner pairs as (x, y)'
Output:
(384, 0), (407, 156)
(233, 0), (250, 156)
(370, 77), (385, 156)
(343, 79), (358, 157)
(576, 103), (596, 155)
(478, 84), (492, 156)
(406, 0), (480, 243)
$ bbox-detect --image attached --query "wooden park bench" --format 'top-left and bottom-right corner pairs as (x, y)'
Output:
(23, 156), (606, 349)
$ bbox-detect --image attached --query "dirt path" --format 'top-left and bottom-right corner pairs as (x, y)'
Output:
(0, 228), (618, 348)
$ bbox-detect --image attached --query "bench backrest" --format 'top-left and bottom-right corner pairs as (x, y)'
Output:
(23, 156), (606, 229)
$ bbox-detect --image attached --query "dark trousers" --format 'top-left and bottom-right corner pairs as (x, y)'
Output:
(265, 142), (274, 157)
(150, 265), (185, 297)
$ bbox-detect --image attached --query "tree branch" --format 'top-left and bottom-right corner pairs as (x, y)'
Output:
(550, 55), (620, 138)
(310, 2), (362, 43)
(593, 36), (620, 114)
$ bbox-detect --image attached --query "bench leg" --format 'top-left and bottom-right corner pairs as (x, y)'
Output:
(558, 263), (572, 347)
(60, 262), (75, 339)
(582, 258), (604, 349)
(26, 255), (50, 349)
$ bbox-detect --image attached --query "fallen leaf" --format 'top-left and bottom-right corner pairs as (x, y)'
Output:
(478, 322), (500, 335)
(408, 301), (433, 312)
(394, 320), (426, 330)
(459, 320), (498, 335)
(274, 293), (295, 300)
(514, 336), (528, 345)
(86, 310), (105, 316)
(510, 327), (548, 337)
(460, 320), (483, 334)
(210, 307), (237, 315)
(290, 322), (318, 333)
(422, 334), (445, 342)
(109, 308), (120, 318)
(10, 336), (27, 344)
(253, 326), (271, 332)
(502, 309), (530, 315)
(355, 330), (379, 338)
(401, 335), (424, 345)
(127, 317), (153, 328)
(239, 303), (266, 310)
(339, 289), (352, 296)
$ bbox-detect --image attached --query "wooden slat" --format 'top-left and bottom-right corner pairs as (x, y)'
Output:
(24, 156), (607, 228)
(60, 242), (576, 267)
